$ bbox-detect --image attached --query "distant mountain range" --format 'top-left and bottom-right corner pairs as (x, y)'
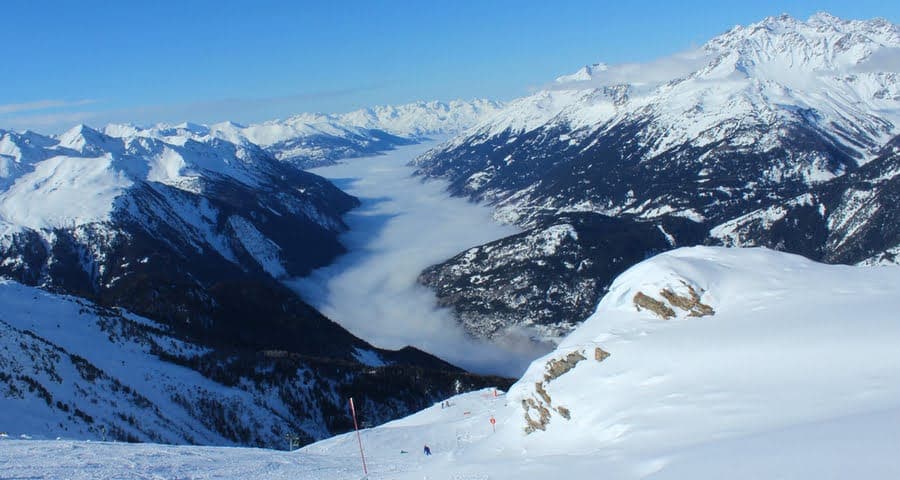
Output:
(104, 99), (503, 169)
(413, 13), (900, 342)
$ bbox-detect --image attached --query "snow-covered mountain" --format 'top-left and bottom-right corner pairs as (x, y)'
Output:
(0, 278), (507, 447)
(0, 123), (355, 304)
(0, 123), (510, 447)
(289, 99), (504, 138)
(417, 15), (898, 223)
(106, 99), (503, 169)
(413, 13), (900, 342)
(419, 213), (706, 341)
(302, 247), (900, 479)
(6, 247), (898, 478)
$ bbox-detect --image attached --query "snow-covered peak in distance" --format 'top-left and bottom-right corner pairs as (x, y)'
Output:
(56, 124), (121, 155)
(554, 63), (608, 83)
(332, 99), (505, 137)
(215, 99), (504, 146)
(101, 99), (503, 168)
(462, 13), (898, 162)
(104, 99), (502, 143)
(0, 125), (280, 231)
(0, 129), (55, 188)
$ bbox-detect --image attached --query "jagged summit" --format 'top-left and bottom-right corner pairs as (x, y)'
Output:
(554, 63), (607, 83)
(702, 12), (898, 73)
(549, 13), (898, 91)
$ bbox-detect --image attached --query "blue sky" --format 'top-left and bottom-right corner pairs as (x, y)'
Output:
(2, 0), (897, 132)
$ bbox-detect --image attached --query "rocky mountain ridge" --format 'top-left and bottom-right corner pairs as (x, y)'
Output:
(412, 13), (900, 342)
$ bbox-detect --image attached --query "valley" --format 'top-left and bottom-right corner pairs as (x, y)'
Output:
(1, 7), (899, 479)
(288, 142), (543, 376)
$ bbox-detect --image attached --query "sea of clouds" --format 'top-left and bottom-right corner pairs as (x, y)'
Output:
(288, 141), (551, 377)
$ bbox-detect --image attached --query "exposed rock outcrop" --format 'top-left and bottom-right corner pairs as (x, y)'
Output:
(660, 284), (715, 317)
(522, 346), (610, 433)
(633, 292), (676, 319)
(633, 283), (714, 320)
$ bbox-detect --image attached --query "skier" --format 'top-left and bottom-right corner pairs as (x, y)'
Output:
(423, 444), (432, 456)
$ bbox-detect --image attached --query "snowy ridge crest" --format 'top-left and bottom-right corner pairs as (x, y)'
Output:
(506, 247), (900, 454)
(0, 124), (283, 232)
(443, 12), (899, 159)
(101, 99), (504, 169)
(291, 247), (900, 479)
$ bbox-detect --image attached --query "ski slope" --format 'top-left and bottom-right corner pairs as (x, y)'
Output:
(3, 246), (898, 478)
(304, 247), (900, 478)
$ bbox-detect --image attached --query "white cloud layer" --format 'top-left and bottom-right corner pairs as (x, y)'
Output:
(853, 47), (900, 73)
(0, 98), (96, 115)
(288, 141), (551, 377)
(548, 48), (712, 91)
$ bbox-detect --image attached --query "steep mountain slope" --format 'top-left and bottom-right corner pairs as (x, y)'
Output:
(416, 15), (898, 227)
(0, 124), (511, 447)
(107, 99), (503, 169)
(0, 125), (357, 343)
(712, 133), (900, 264)
(412, 13), (900, 341)
(0, 279), (509, 447)
(419, 213), (707, 341)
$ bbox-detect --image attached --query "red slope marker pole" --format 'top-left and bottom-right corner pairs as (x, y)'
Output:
(349, 397), (369, 477)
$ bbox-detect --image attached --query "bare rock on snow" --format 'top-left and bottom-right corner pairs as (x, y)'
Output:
(633, 292), (676, 319)
(634, 283), (715, 320)
(660, 284), (715, 317)
(523, 347), (611, 433)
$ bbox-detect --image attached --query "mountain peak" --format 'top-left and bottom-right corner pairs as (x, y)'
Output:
(57, 124), (115, 154)
(701, 12), (899, 76)
(555, 63), (608, 84)
(59, 123), (98, 138)
(808, 11), (842, 24)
